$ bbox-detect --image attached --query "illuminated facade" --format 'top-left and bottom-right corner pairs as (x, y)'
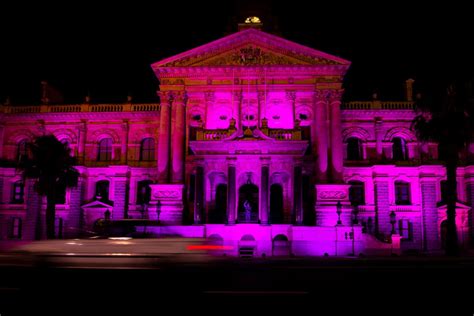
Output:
(1, 28), (473, 256)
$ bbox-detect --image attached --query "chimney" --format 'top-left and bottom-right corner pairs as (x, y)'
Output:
(405, 78), (415, 101)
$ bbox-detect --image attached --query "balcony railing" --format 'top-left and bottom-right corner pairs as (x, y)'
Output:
(1, 103), (161, 114)
(195, 127), (302, 141)
(342, 101), (415, 110)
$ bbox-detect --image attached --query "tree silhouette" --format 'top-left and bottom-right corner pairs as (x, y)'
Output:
(19, 135), (79, 239)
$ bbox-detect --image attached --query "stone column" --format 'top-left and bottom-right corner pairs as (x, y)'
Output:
(329, 90), (344, 182)
(77, 120), (87, 164)
(260, 157), (270, 225)
(24, 179), (42, 240)
(286, 90), (297, 125)
(420, 178), (440, 250)
(227, 157), (237, 225)
(257, 91), (266, 128)
(121, 120), (129, 164)
(66, 171), (84, 238)
(314, 90), (329, 182)
(232, 91), (243, 129)
(293, 160), (303, 225)
(374, 117), (383, 160)
(157, 91), (172, 183)
(171, 91), (186, 183)
(194, 164), (204, 224)
(374, 176), (390, 236)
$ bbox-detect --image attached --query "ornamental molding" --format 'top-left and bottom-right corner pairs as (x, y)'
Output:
(318, 190), (347, 200)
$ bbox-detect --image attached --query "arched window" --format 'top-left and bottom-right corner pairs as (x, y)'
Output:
(392, 137), (408, 161)
(349, 181), (365, 206)
(140, 138), (155, 161)
(136, 180), (152, 205)
(395, 181), (410, 205)
(346, 137), (363, 160)
(12, 181), (24, 204)
(17, 140), (28, 162)
(95, 180), (110, 201)
(97, 138), (112, 161)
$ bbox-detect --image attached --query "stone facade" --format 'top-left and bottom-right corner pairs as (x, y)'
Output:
(1, 28), (473, 256)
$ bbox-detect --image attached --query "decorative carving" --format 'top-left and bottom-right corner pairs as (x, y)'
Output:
(319, 191), (347, 199)
(286, 91), (296, 101)
(158, 91), (173, 104)
(173, 91), (187, 104)
(328, 89), (345, 102)
(163, 45), (340, 67)
(204, 91), (215, 103)
(153, 190), (180, 199)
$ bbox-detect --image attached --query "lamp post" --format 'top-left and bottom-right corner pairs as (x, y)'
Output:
(336, 201), (342, 225)
(390, 211), (396, 235)
(350, 203), (359, 256)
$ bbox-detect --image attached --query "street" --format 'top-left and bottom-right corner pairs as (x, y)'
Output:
(1, 256), (473, 315)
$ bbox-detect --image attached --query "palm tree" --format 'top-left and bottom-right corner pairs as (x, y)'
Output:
(411, 80), (474, 255)
(19, 135), (79, 239)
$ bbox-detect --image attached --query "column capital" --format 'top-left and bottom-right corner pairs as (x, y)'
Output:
(226, 156), (237, 166)
(233, 90), (243, 101)
(293, 157), (304, 166)
(260, 156), (271, 166)
(173, 91), (188, 104)
(158, 91), (173, 105)
(313, 89), (331, 102)
(257, 91), (267, 103)
(204, 91), (215, 103)
(194, 158), (205, 167)
(328, 89), (344, 103)
(286, 90), (296, 101)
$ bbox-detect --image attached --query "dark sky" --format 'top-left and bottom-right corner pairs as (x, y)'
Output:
(1, 1), (472, 104)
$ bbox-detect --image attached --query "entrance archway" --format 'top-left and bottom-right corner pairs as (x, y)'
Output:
(238, 184), (259, 223)
(270, 184), (284, 224)
(210, 184), (227, 224)
(272, 234), (290, 256)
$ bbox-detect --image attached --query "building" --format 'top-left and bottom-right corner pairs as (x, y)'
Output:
(1, 24), (473, 256)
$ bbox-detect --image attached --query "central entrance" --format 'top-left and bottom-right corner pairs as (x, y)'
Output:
(238, 184), (259, 223)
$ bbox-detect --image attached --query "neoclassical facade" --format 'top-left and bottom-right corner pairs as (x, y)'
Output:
(1, 28), (473, 256)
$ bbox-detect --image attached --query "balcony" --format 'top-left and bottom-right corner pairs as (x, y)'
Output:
(195, 127), (302, 141)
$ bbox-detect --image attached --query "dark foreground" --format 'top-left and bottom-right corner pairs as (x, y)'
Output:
(1, 256), (473, 315)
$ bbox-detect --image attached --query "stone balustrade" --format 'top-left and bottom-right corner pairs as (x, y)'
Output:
(1, 103), (161, 114)
(342, 101), (415, 110)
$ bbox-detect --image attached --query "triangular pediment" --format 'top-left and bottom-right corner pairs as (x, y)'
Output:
(152, 28), (350, 68)
(81, 200), (113, 209)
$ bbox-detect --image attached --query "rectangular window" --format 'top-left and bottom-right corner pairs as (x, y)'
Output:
(12, 182), (24, 204)
(10, 217), (22, 239)
(399, 219), (411, 239)
(395, 182), (410, 205)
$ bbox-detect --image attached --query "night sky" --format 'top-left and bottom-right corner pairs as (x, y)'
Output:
(1, 1), (472, 105)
